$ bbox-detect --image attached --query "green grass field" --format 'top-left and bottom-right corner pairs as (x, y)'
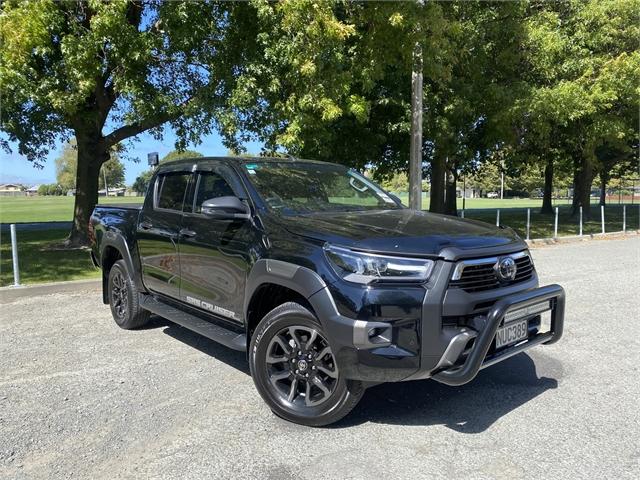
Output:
(1, 195), (637, 286)
(1, 194), (632, 224)
(0, 195), (144, 224)
(0, 229), (100, 287)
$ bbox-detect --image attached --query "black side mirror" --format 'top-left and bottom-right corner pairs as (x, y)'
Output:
(201, 196), (250, 220)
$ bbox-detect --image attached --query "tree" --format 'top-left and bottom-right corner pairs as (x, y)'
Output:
(0, 1), (252, 245)
(517, 0), (640, 219)
(55, 142), (78, 191)
(55, 138), (125, 191)
(99, 156), (126, 190)
(162, 150), (203, 163)
(132, 170), (153, 196)
(131, 150), (202, 195)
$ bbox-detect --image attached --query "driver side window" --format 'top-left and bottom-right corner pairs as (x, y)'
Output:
(193, 171), (236, 213)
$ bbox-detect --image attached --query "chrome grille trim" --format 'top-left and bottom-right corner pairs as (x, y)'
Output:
(449, 251), (534, 293)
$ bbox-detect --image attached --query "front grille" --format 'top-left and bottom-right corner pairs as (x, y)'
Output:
(449, 253), (534, 293)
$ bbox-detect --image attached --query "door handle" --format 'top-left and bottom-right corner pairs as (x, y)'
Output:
(179, 228), (197, 238)
(140, 221), (153, 230)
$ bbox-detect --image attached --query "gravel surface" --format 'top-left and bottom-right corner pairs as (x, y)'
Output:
(1, 237), (639, 479)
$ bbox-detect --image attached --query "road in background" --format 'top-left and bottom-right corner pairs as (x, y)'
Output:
(1, 238), (639, 479)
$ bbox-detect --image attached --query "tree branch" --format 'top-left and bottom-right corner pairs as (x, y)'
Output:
(103, 110), (177, 147)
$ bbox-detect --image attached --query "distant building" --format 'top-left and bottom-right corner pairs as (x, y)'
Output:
(0, 183), (26, 196)
(26, 185), (40, 196)
(98, 187), (126, 197)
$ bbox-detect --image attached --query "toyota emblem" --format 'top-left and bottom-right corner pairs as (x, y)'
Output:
(496, 257), (517, 281)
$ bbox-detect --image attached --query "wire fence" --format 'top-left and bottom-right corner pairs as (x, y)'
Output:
(460, 204), (640, 240)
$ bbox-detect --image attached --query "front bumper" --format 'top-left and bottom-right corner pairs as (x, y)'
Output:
(431, 284), (565, 386)
(312, 268), (564, 384)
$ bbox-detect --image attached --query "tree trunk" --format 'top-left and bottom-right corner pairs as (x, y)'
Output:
(429, 151), (445, 214)
(571, 154), (593, 219)
(599, 169), (608, 206)
(540, 157), (554, 214)
(444, 167), (458, 216)
(67, 132), (110, 247)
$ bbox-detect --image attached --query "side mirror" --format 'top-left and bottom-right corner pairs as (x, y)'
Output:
(201, 196), (250, 220)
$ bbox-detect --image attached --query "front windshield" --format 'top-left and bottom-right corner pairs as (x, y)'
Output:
(242, 161), (401, 215)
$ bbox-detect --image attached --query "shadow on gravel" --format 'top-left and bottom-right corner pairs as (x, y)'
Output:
(159, 319), (250, 375)
(333, 353), (559, 433)
(141, 315), (559, 432)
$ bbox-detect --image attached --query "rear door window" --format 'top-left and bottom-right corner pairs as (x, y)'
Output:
(156, 173), (190, 211)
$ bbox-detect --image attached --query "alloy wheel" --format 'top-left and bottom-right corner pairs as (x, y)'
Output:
(265, 325), (339, 408)
(111, 271), (129, 319)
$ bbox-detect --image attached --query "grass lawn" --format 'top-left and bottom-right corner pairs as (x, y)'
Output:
(0, 195), (144, 224)
(0, 229), (100, 287)
(0, 195), (637, 287)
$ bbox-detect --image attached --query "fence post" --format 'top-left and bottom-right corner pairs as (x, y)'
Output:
(461, 209), (465, 218)
(623, 205), (626, 233)
(554, 207), (558, 239)
(601, 205), (605, 234)
(496, 209), (500, 227)
(579, 206), (583, 236)
(526, 208), (531, 240)
(10, 224), (21, 287)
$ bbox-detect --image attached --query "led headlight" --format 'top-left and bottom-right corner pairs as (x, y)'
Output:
(324, 244), (435, 285)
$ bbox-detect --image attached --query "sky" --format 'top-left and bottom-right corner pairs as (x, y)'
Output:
(0, 129), (263, 187)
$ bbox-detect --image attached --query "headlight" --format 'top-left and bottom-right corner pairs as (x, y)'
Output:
(324, 244), (435, 285)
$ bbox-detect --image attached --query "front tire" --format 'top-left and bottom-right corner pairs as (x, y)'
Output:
(249, 302), (364, 427)
(107, 260), (150, 329)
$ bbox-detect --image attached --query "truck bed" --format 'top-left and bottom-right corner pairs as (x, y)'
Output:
(97, 204), (142, 210)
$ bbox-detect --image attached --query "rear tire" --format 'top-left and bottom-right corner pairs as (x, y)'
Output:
(107, 260), (150, 329)
(249, 302), (364, 427)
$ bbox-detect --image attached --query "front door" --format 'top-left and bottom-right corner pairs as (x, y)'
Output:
(178, 165), (255, 324)
(137, 170), (192, 299)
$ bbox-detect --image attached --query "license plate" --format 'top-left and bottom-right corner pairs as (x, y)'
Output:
(495, 319), (528, 349)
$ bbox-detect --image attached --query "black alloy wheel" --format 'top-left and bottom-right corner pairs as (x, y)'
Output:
(110, 269), (129, 320)
(249, 302), (364, 427)
(265, 325), (339, 407)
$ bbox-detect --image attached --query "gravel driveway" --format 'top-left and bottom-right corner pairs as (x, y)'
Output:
(1, 237), (639, 479)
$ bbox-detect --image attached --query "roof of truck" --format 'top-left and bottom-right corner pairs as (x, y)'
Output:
(161, 155), (332, 166)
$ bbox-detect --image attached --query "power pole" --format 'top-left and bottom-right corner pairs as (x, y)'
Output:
(500, 159), (505, 200)
(102, 166), (108, 197)
(409, 41), (423, 211)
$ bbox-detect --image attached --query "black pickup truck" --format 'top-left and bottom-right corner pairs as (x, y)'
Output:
(90, 156), (565, 426)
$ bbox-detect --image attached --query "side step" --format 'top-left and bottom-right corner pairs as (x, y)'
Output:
(140, 295), (246, 351)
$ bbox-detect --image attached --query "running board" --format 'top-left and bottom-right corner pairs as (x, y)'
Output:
(139, 295), (246, 351)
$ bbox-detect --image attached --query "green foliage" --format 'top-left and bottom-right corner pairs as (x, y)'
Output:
(132, 170), (153, 195)
(54, 139), (126, 190)
(161, 150), (203, 163)
(380, 172), (409, 193)
(37, 183), (64, 196)
(1, 0), (638, 230)
(99, 157), (126, 189)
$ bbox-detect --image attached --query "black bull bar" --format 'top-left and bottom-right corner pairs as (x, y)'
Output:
(432, 284), (565, 386)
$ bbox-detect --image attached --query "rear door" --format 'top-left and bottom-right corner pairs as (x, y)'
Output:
(137, 169), (193, 299)
(178, 163), (255, 324)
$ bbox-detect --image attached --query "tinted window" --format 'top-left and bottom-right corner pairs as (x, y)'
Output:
(193, 171), (236, 213)
(157, 173), (189, 211)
